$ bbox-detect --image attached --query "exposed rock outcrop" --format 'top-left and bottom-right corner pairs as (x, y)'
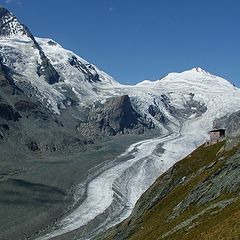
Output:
(97, 95), (140, 134)
(77, 95), (149, 137)
(69, 56), (101, 83)
(214, 110), (240, 137)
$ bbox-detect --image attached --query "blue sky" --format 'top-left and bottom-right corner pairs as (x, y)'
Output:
(2, 0), (240, 86)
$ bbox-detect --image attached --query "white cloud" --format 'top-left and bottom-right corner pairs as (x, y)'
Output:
(5, 0), (21, 5)
(108, 7), (114, 13)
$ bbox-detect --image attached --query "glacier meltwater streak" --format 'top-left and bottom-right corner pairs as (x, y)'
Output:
(37, 135), (174, 240)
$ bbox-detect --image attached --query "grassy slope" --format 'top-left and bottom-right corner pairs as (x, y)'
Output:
(103, 141), (240, 240)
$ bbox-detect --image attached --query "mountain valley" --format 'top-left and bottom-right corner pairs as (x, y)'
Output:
(0, 6), (240, 240)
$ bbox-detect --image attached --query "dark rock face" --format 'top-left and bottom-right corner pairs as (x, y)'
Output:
(0, 124), (9, 130)
(0, 103), (21, 121)
(146, 93), (207, 130)
(27, 141), (39, 152)
(99, 95), (139, 134)
(148, 104), (168, 124)
(151, 93), (207, 125)
(214, 110), (240, 137)
(176, 93), (207, 120)
(32, 37), (60, 85)
(182, 98), (207, 118)
(77, 95), (147, 137)
(69, 56), (100, 83)
(36, 55), (60, 84)
(14, 100), (38, 112)
(47, 40), (57, 46)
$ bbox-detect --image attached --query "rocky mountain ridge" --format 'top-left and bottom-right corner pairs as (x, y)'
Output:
(0, 7), (156, 153)
(1, 5), (239, 152)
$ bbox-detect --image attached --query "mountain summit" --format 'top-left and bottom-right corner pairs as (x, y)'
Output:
(192, 66), (210, 74)
(0, 6), (30, 37)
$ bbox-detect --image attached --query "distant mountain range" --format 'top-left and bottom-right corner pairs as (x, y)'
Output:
(1, 6), (240, 151)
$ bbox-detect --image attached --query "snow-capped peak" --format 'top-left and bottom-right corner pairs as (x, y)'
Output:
(136, 67), (236, 93)
(0, 6), (30, 37)
(190, 67), (210, 75)
(166, 67), (211, 78)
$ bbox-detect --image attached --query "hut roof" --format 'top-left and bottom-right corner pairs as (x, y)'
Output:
(209, 129), (225, 133)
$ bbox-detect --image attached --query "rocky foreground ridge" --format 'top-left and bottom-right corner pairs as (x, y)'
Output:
(99, 114), (240, 240)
